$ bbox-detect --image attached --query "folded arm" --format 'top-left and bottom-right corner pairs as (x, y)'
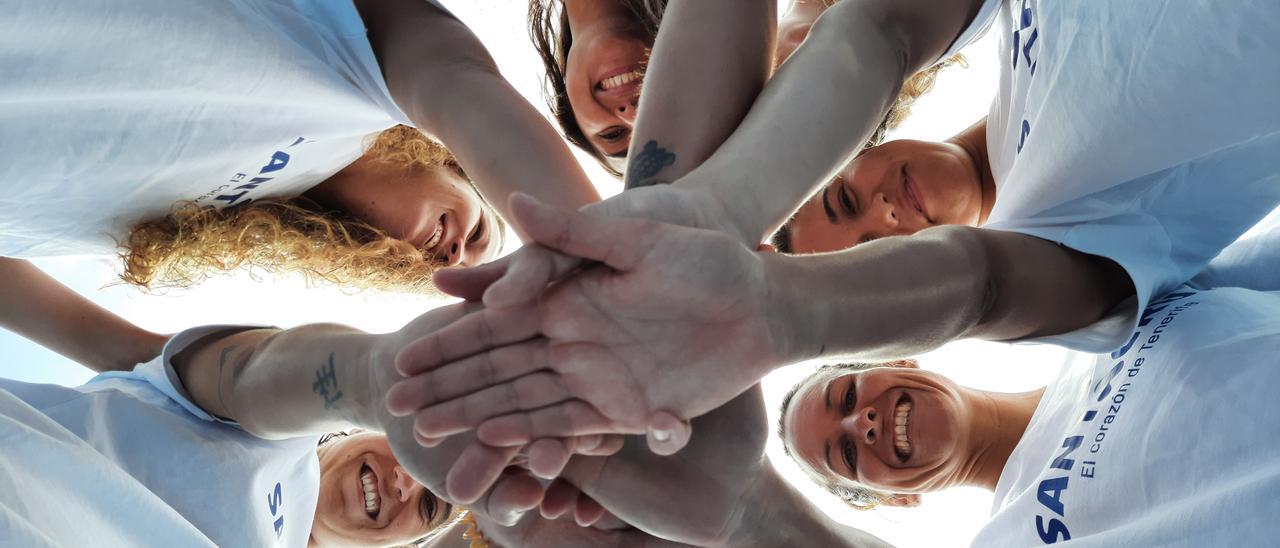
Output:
(0, 258), (166, 373)
(356, 0), (600, 238)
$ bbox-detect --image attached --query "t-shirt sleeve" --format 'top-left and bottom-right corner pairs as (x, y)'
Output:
(938, 0), (999, 60)
(132, 325), (271, 424)
(1190, 213), (1280, 292)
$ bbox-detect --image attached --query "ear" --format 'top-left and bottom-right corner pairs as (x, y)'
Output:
(884, 359), (920, 369)
(881, 493), (922, 507)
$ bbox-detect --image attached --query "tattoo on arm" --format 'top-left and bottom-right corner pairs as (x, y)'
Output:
(625, 140), (677, 189)
(312, 352), (344, 410)
(216, 346), (237, 414)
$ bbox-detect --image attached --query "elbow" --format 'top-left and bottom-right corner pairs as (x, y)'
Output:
(913, 225), (997, 336)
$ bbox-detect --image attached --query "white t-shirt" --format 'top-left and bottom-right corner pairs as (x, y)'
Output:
(0, 0), (450, 258)
(0, 326), (321, 547)
(940, 0), (1280, 353)
(970, 285), (1280, 546)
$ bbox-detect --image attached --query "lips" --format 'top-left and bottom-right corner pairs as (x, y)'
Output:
(595, 65), (645, 95)
(902, 177), (932, 223)
(360, 464), (382, 520)
(892, 394), (913, 462)
(422, 216), (444, 252)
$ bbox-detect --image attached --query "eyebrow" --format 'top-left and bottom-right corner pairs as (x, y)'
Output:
(824, 439), (836, 473)
(824, 379), (835, 412)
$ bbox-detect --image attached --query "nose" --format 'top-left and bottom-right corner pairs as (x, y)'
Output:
(443, 235), (466, 267)
(868, 192), (898, 230)
(391, 465), (418, 502)
(842, 405), (879, 445)
(601, 95), (639, 125)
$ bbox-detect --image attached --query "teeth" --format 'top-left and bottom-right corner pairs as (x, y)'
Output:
(361, 468), (381, 516)
(894, 401), (913, 459)
(423, 220), (444, 252)
(601, 70), (643, 91)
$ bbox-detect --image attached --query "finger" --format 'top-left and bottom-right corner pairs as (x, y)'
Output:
(539, 478), (580, 519)
(527, 438), (572, 479)
(446, 441), (523, 505)
(481, 471), (545, 526)
(414, 372), (574, 439)
(645, 411), (692, 456)
(394, 303), (540, 377)
(387, 340), (550, 417)
(581, 434), (625, 456)
(476, 400), (639, 447)
(574, 493), (607, 527)
(412, 429), (445, 448)
(508, 192), (661, 272)
(434, 258), (511, 301)
(482, 244), (585, 309)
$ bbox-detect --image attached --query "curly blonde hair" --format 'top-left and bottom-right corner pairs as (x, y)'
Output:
(119, 125), (484, 294)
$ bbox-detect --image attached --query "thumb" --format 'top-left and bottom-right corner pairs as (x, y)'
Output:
(509, 192), (660, 272)
(645, 411), (692, 456)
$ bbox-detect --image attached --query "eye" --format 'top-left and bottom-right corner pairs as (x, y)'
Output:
(468, 217), (485, 245)
(419, 493), (436, 524)
(843, 379), (856, 413)
(838, 185), (858, 217)
(598, 126), (629, 142)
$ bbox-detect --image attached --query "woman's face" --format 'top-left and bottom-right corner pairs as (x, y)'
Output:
(308, 158), (502, 267)
(784, 139), (983, 253)
(562, 0), (653, 170)
(782, 364), (976, 495)
(310, 432), (454, 547)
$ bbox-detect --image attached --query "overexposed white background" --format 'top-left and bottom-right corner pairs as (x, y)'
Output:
(0, 2), (1060, 546)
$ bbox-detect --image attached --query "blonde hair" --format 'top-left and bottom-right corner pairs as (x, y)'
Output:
(867, 54), (968, 147)
(120, 126), (476, 294)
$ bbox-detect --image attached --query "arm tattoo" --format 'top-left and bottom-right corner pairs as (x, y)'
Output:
(312, 352), (344, 410)
(625, 140), (677, 189)
(216, 346), (237, 414)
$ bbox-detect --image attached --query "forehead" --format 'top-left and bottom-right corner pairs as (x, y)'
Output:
(784, 370), (847, 474)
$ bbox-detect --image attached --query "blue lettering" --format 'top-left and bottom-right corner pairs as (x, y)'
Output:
(214, 191), (250, 206)
(1036, 516), (1072, 543)
(259, 151), (291, 174)
(268, 482), (284, 538)
(1050, 436), (1083, 471)
(1017, 119), (1032, 153)
(1091, 360), (1124, 402)
(235, 176), (273, 191)
(1036, 476), (1070, 517)
(1111, 331), (1140, 359)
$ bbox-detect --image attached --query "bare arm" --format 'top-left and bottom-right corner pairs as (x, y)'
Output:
(355, 0), (600, 239)
(624, 0), (777, 188)
(0, 258), (166, 373)
(673, 0), (984, 244)
(767, 226), (1135, 362)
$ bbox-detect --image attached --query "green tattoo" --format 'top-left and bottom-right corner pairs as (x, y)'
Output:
(312, 352), (344, 410)
(626, 140), (676, 188)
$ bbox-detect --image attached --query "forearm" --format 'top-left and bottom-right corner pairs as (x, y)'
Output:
(674, 0), (977, 244)
(728, 465), (890, 547)
(765, 226), (1134, 364)
(0, 258), (165, 372)
(359, 0), (599, 236)
(174, 324), (385, 439)
(624, 0), (776, 188)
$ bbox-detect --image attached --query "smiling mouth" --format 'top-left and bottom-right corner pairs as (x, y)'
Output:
(598, 69), (644, 92)
(903, 179), (932, 223)
(893, 394), (913, 462)
(422, 215), (445, 253)
(360, 464), (382, 519)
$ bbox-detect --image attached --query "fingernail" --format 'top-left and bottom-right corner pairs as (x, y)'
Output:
(652, 429), (671, 442)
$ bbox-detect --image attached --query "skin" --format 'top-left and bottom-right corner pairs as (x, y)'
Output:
(311, 432), (456, 547)
(782, 363), (1041, 498)
(561, 0), (652, 168)
(787, 121), (995, 253)
(305, 156), (501, 267)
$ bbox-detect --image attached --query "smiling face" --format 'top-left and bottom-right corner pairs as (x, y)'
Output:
(784, 139), (984, 253)
(561, 0), (654, 172)
(782, 363), (977, 497)
(306, 157), (502, 268)
(310, 432), (454, 547)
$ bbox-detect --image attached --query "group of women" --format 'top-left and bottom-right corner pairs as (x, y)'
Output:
(2, 0), (1278, 546)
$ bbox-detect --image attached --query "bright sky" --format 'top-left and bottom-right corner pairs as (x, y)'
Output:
(0, 2), (1069, 547)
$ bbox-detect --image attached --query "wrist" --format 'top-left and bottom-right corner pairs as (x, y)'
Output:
(761, 252), (828, 366)
(344, 331), (396, 433)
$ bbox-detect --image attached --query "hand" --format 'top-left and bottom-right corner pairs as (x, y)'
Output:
(435, 185), (749, 308)
(389, 195), (796, 458)
(471, 511), (695, 548)
(368, 303), (621, 523)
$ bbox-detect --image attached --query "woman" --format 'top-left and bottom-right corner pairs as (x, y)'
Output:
(528, 0), (959, 179)
(1, 0), (598, 294)
(779, 252), (1280, 544)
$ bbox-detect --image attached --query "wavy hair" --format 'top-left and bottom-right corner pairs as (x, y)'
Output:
(119, 125), (487, 294)
(528, 0), (964, 176)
